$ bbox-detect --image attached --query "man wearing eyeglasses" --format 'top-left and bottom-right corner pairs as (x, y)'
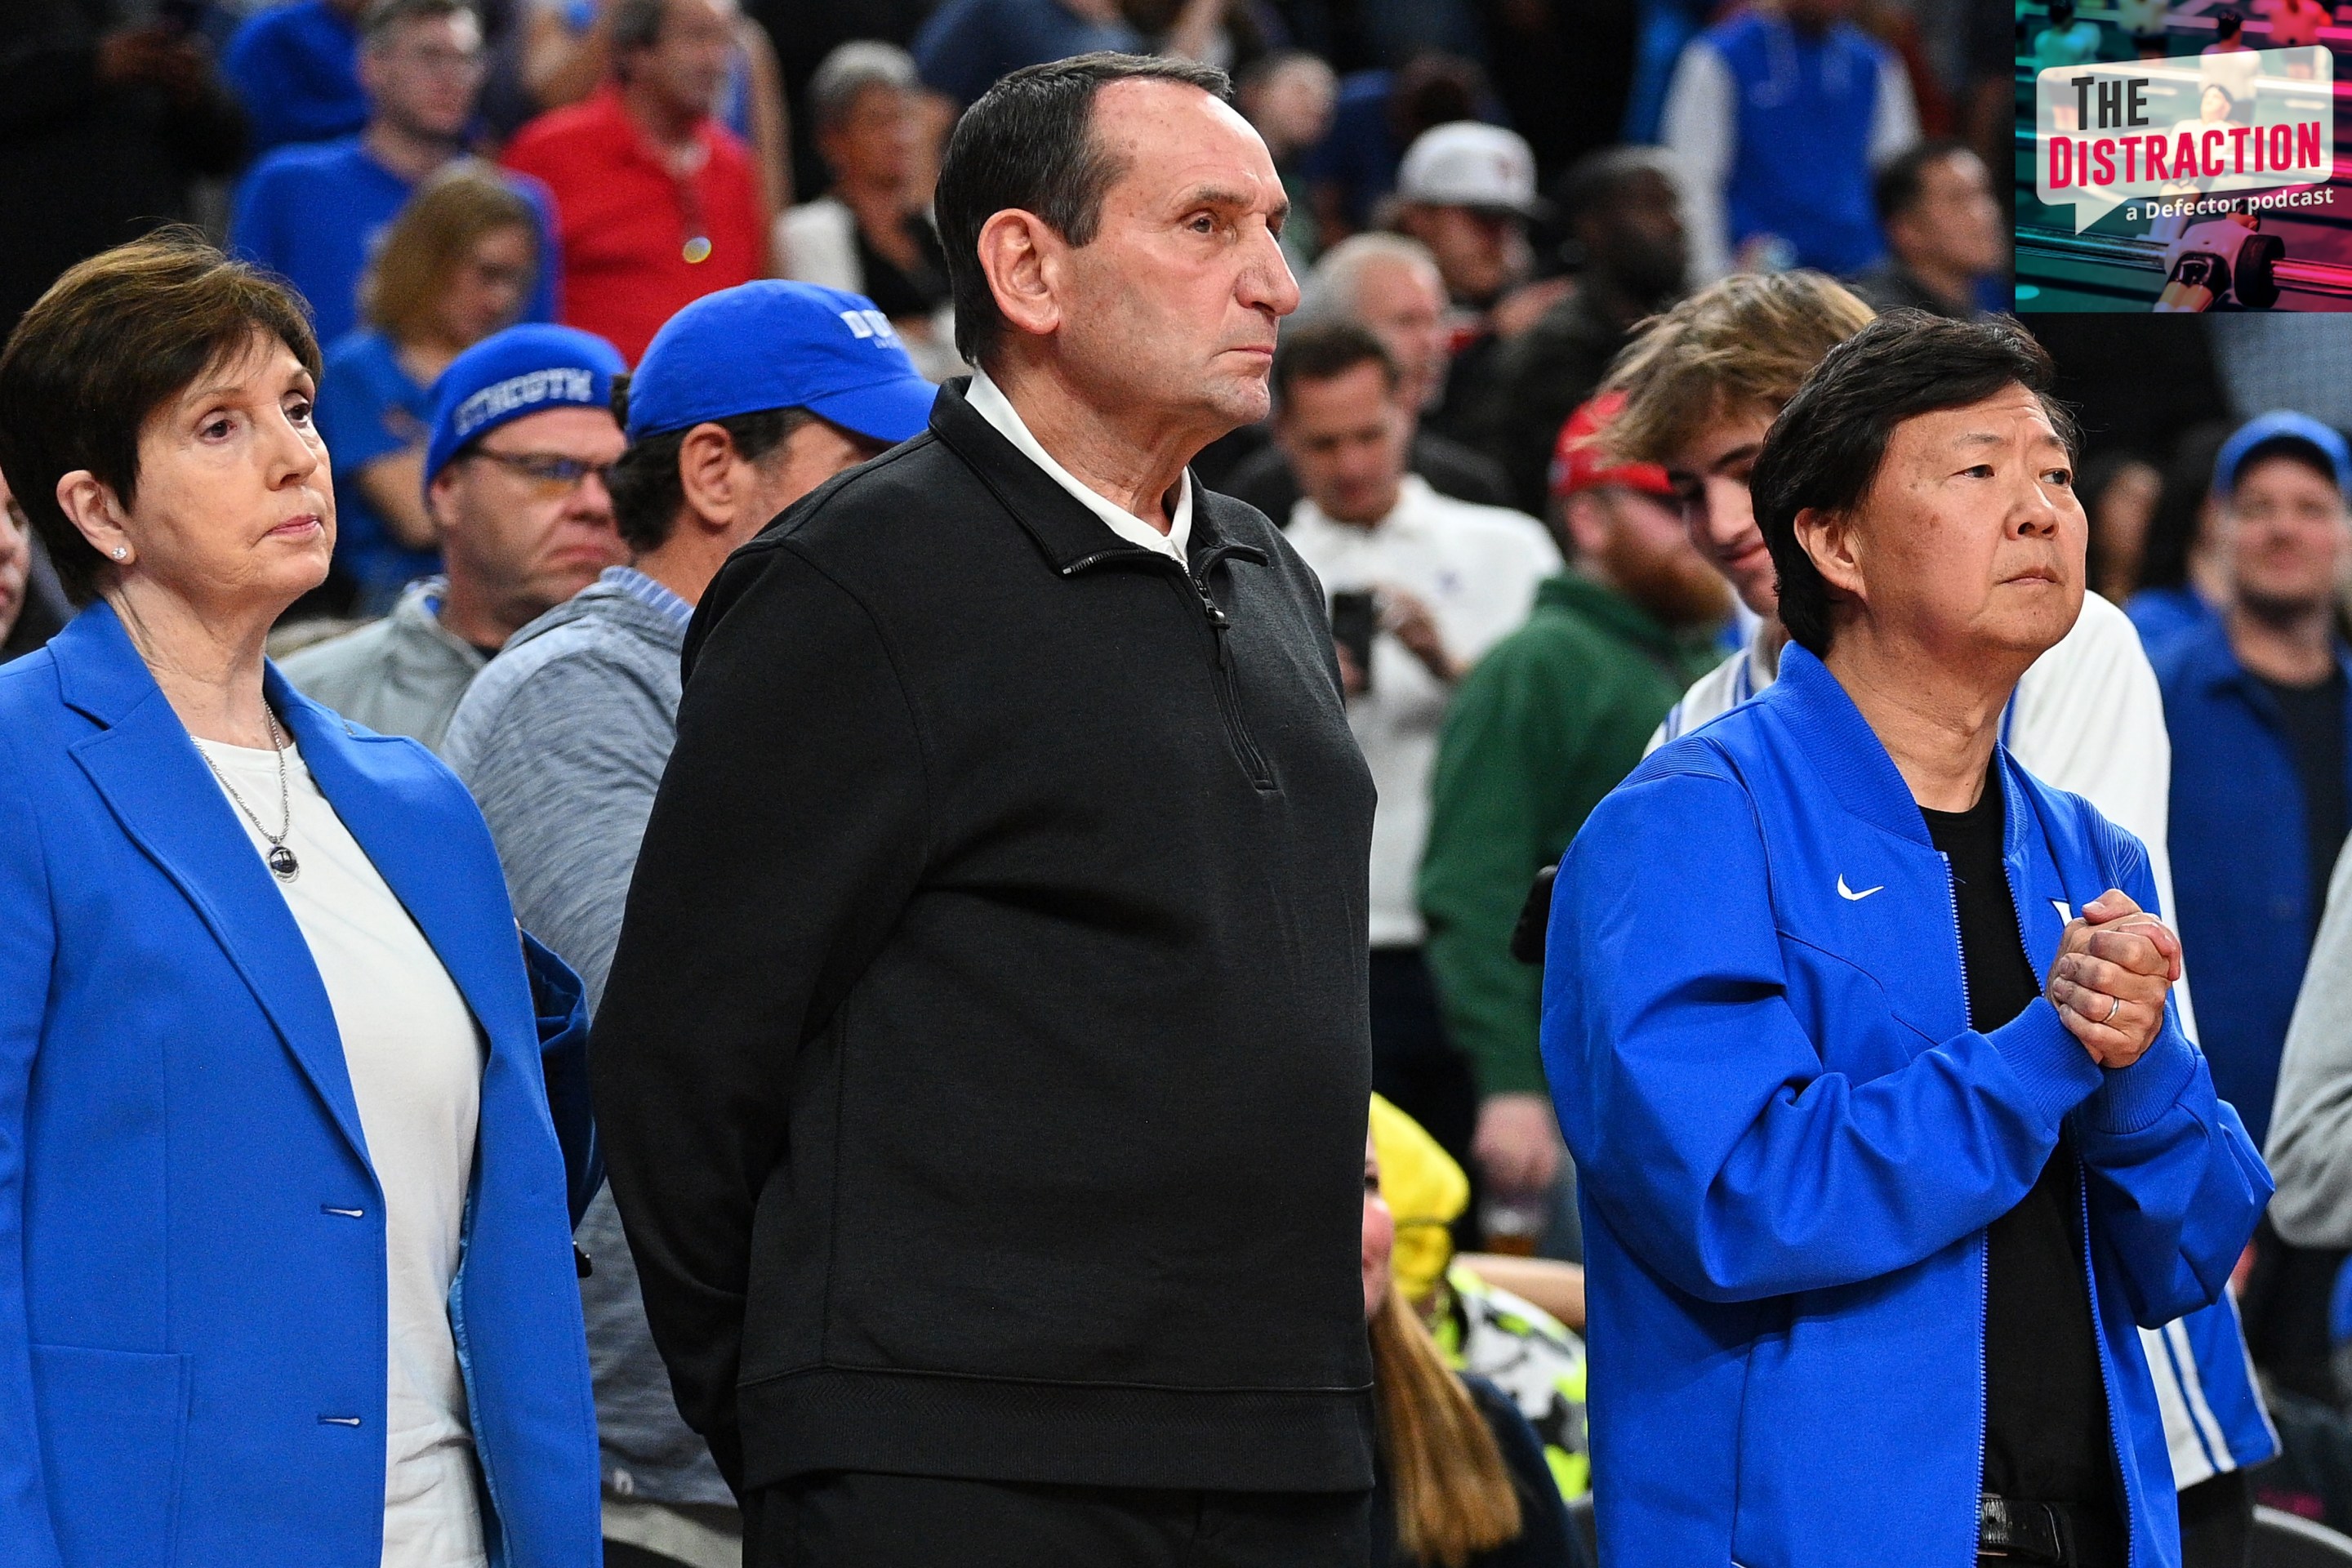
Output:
(283, 323), (631, 751)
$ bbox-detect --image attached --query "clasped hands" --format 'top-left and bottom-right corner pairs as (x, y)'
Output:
(2044, 889), (2182, 1069)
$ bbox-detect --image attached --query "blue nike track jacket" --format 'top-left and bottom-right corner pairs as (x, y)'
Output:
(1542, 646), (2270, 1568)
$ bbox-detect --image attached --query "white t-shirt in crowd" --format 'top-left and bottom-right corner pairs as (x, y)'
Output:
(1288, 475), (1562, 947)
(195, 734), (488, 1568)
(1645, 590), (2194, 1039)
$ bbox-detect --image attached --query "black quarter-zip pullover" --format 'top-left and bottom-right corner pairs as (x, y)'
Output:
(593, 380), (1379, 1500)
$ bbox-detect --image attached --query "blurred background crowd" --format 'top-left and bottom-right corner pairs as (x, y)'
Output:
(17, 0), (2352, 1561)
(10, 0), (2311, 639)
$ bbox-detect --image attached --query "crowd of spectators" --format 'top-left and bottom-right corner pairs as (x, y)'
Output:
(229, 0), (560, 349)
(11, 0), (2352, 1561)
(314, 160), (548, 612)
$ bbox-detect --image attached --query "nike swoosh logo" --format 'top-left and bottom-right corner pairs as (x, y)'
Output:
(1838, 875), (1884, 902)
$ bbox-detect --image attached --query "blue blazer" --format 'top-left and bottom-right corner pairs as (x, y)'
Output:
(0, 603), (600, 1568)
(1544, 646), (2270, 1568)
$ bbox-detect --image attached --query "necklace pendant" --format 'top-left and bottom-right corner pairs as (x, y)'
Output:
(266, 844), (300, 882)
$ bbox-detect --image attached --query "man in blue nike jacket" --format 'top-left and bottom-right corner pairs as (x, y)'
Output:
(1544, 313), (2270, 1568)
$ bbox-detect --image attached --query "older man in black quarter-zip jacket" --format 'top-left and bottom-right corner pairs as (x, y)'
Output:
(591, 49), (1379, 1568)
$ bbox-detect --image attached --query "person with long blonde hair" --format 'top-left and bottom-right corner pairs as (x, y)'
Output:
(315, 158), (541, 612)
(1364, 1125), (1581, 1568)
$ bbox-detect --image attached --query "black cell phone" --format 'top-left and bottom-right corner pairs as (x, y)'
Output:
(1330, 589), (1378, 694)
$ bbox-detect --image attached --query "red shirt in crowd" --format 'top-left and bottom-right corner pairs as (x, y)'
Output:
(501, 84), (764, 363)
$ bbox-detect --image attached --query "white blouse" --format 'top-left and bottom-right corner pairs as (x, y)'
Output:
(195, 734), (488, 1568)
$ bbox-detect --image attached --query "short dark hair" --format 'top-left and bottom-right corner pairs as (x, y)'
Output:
(1559, 145), (1673, 226)
(1386, 51), (1484, 147)
(605, 376), (813, 554)
(1874, 138), (1976, 225)
(610, 0), (665, 65)
(934, 51), (1231, 366)
(2137, 421), (2230, 593)
(362, 0), (474, 47)
(0, 229), (320, 604)
(1751, 310), (2077, 656)
(1272, 318), (1397, 410)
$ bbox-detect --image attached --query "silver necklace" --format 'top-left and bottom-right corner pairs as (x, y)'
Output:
(199, 709), (300, 882)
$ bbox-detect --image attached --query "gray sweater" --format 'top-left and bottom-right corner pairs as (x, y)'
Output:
(442, 568), (729, 1506)
(279, 577), (487, 754)
(2265, 831), (2352, 1246)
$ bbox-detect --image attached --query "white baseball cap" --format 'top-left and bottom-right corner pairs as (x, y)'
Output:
(1394, 122), (1546, 218)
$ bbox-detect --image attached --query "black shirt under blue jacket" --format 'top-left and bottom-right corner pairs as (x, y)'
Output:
(592, 380), (1379, 1500)
(1923, 765), (2118, 1561)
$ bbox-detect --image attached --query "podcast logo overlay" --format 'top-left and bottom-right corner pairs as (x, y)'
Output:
(2034, 47), (2334, 234)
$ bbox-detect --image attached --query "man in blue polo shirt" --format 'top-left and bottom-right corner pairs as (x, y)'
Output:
(440, 283), (935, 1566)
(230, 0), (558, 345)
(225, 0), (372, 154)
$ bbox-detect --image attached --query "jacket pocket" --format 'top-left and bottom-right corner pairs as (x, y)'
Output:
(31, 1342), (190, 1567)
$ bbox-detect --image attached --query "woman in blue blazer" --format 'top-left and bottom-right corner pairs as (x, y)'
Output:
(0, 243), (600, 1563)
(1544, 314), (2270, 1568)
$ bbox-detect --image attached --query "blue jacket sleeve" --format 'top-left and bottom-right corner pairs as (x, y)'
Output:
(2071, 813), (2273, 1328)
(521, 932), (600, 1229)
(0, 736), (68, 1568)
(1542, 763), (2107, 1304)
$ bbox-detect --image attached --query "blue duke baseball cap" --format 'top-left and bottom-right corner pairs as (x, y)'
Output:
(623, 281), (938, 447)
(2216, 410), (2352, 496)
(424, 323), (627, 485)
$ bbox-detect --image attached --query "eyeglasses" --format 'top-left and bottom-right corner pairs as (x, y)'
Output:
(462, 448), (617, 494)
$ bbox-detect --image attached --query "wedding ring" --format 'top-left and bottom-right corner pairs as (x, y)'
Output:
(2102, 995), (2121, 1025)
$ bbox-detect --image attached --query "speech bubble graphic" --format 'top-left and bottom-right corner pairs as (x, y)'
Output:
(2034, 47), (2333, 234)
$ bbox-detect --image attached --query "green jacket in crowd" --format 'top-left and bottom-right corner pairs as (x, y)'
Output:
(1419, 572), (1726, 1098)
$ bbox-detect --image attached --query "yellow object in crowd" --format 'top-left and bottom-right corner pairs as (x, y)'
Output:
(1370, 1092), (1469, 1303)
